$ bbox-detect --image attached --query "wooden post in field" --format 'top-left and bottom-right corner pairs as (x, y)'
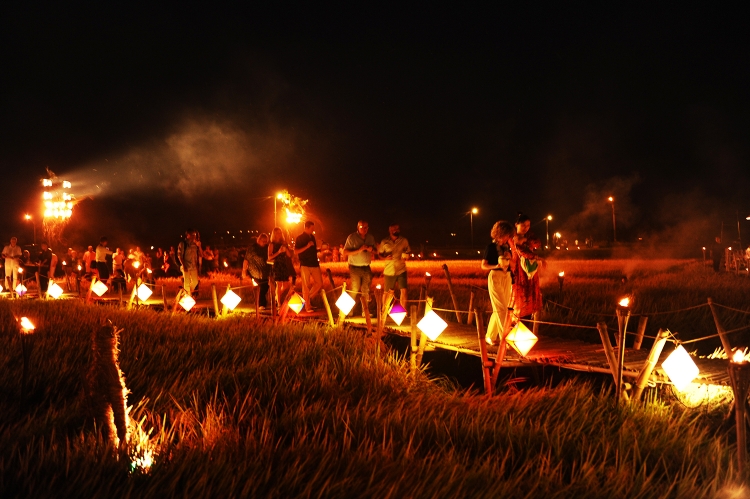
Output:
(467, 292), (475, 326)
(86, 276), (96, 303)
(475, 307), (493, 395)
(597, 322), (620, 396)
(361, 297), (372, 335)
(270, 279), (277, 321)
(728, 360), (750, 476)
(326, 268), (336, 291)
(221, 284), (231, 317)
(321, 289), (335, 326)
(442, 264), (462, 324)
(35, 272), (42, 299)
(632, 328), (670, 402)
(76, 273), (81, 297)
(532, 311), (540, 337)
(415, 297), (432, 368)
(633, 316), (648, 350)
(382, 290), (394, 320)
(173, 288), (185, 313)
(616, 308), (630, 401)
(708, 298), (733, 356)
(491, 309), (512, 389)
(162, 285), (168, 311)
(337, 283), (348, 326)
(410, 305), (418, 371)
(255, 284), (261, 320)
(417, 286), (425, 318)
(211, 284), (220, 317)
(127, 279), (138, 309)
(374, 287), (383, 338)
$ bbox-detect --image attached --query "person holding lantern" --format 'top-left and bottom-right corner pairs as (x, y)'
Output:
(481, 221), (514, 345)
(511, 213), (544, 322)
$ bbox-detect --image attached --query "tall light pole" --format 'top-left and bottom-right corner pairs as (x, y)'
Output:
(546, 215), (552, 249)
(608, 196), (617, 243)
(274, 192), (283, 228)
(470, 207), (478, 250)
(24, 214), (36, 245)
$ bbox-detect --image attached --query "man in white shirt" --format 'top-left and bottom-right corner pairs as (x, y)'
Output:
(2, 236), (22, 291)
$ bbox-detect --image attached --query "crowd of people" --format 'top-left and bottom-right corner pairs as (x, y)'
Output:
(2, 215), (546, 336)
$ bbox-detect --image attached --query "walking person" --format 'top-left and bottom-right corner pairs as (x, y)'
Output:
(294, 221), (323, 313)
(2, 236), (22, 293)
(268, 227), (295, 307)
(177, 229), (202, 296)
(37, 242), (53, 292)
(95, 237), (114, 282)
(481, 221), (514, 345)
(511, 213), (544, 322)
(243, 233), (271, 309)
(342, 220), (376, 316)
(379, 223), (411, 310)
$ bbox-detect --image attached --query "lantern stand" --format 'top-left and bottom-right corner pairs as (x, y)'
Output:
(221, 284), (231, 317)
(211, 284), (220, 317)
(325, 268), (335, 291)
(708, 298), (734, 357)
(409, 305), (418, 371)
(728, 358), (750, 476)
(441, 264), (462, 324)
(336, 283), (348, 326)
(467, 292), (475, 326)
(597, 322), (622, 400)
(35, 272), (42, 300)
(616, 306), (631, 402)
(557, 272), (565, 294)
(374, 288), (383, 356)
(474, 308), (493, 395)
(321, 289), (335, 326)
(491, 307), (514, 389)
(18, 318), (36, 400)
(415, 297), (433, 368)
(632, 328), (670, 402)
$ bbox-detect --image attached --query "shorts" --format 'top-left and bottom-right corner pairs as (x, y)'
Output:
(384, 272), (407, 292)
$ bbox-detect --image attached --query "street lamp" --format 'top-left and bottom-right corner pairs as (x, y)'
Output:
(608, 196), (617, 243)
(274, 192), (284, 227)
(24, 214), (36, 245)
(545, 215), (552, 249)
(470, 207), (478, 250)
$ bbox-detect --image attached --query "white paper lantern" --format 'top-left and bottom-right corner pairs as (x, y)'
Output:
(336, 292), (356, 315)
(179, 294), (196, 311)
(47, 282), (64, 299)
(388, 302), (407, 326)
(136, 284), (153, 302)
(221, 289), (242, 310)
(288, 293), (306, 314)
(661, 345), (700, 391)
(91, 280), (108, 296)
(417, 310), (448, 341)
(505, 321), (538, 357)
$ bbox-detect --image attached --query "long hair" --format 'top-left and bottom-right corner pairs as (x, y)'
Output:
(270, 227), (285, 245)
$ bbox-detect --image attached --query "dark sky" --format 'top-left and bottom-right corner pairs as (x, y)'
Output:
(1, 4), (748, 251)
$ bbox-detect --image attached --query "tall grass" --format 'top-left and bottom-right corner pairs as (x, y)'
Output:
(0, 300), (742, 497)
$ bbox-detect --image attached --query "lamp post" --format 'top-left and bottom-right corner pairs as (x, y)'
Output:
(469, 207), (478, 250)
(608, 196), (617, 243)
(24, 214), (36, 245)
(274, 193), (284, 228)
(545, 215), (552, 249)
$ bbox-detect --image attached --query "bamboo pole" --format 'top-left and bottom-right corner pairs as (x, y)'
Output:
(617, 309), (631, 401)
(162, 285), (168, 311)
(361, 297), (372, 335)
(597, 322), (620, 393)
(326, 268), (335, 291)
(211, 284), (220, 317)
(410, 305), (418, 371)
(173, 288), (185, 313)
(417, 286), (425, 318)
(86, 276), (96, 303)
(270, 278), (277, 321)
(728, 360), (750, 476)
(221, 284), (231, 317)
(708, 298), (733, 356)
(633, 316), (648, 350)
(374, 287), (383, 338)
(467, 292), (475, 326)
(255, 283), (261, 320)
(382, 290), (394, 320)
(35, 272), (42, 299)
(532, 310), (540, 337)
(127, 280), (138, 309)
(442, 264), (462, 323)
(321, 289), (335, 326)
(632, 328), (670, 402)
(475, 307), (493, 395)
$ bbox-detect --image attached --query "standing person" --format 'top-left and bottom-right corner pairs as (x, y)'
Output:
(342, 220), (377, 316)
(295, 221), (323, 313)
(113, 248), (126, 275)
(268, 227), (295, 306)
(37, 242), (53, 292)
(379, 223), (411, 310)
(710, 236), (723, 272)
(202, 244), (215, 275)
(243, 233), (271, 309)
(177, 229), (202, 296)
(481, 221), (514, 345)
(2, 236), (22, 292)
(96, 237), (114, 282)
(82, 245), (95, 276)
(511, 213), (543, 321)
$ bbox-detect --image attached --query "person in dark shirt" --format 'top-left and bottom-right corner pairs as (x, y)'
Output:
(37, 241), (53, 292)
(243, 234), (271, 309)
(294, 221), (322, 313)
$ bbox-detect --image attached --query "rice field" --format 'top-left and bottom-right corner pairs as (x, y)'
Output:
(2, 259), (749, 497)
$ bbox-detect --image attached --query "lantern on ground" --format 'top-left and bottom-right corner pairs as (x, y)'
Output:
(417, 310), (448, 341)
(336, 292), (356, 315)
(16, 283), (27, 297)
(661, 345), (700, 391)
(91, 280), (108, 296)
(221, 289), (241, 311)
(505, 321), (538, 356)
(47, 282), (64, 299)
(179, 294), (196, 311)
(137, 284), (152, 302)
(19, 317), (35, 333)
(388, 301), (407, 326)
(288, 293), (305, 314)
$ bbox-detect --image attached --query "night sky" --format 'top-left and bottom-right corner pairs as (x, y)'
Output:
(2, 4), (748, 252)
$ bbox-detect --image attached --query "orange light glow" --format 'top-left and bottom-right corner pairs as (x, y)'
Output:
(558, 271), (565, 277)
(618, 297), (630, 308)
(733, 349), (747, 364)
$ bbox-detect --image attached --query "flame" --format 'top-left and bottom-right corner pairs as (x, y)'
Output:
(133, 261), (141, 269)
(223, 261), (229, 268)
(425, 272), (431, 277)
(618, 297), (630, 307)
(558, 271), (565, 277)
(733, 349), (747, 363)
(376, 284), (381, 289)
(19, 317), (35, 333)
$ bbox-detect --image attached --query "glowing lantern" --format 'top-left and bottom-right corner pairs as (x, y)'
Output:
(91, 280), (108, 296)
(47, 282), (64, 299)
(0, 284), (3, 293)
(336, 292), (356, 315)
(618, 297), (630, 308)
(559, 271), (565, 277)
(417, 310), (448, 341)
(285, 208), (302, 224)
(15, 284), (27, 297)
(251, 278), (258, 287)
(376, 284), (381, 290)
(661, 345), (700, 391)
(287, 293), (305, 314)
(388, 301), (407, 326)
(221, 289), (241, 310)
(137, 284), (153, 301)
(133, 261), (141, 269)
(179, 294), (196, 311)
(62, 180), (71, 188)
(733, 349), (747, 364)
(42, 179), (52, 187)
(505, 321), (538, 356)
(19, 317), (35, 333)
(18, 267), (24, 275)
